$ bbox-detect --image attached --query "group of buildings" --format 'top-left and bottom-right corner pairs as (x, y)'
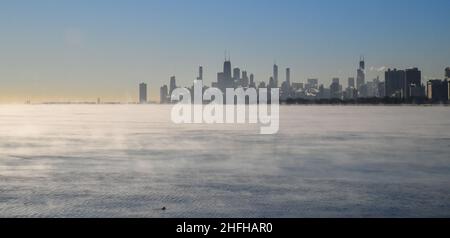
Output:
(137, 58), (450, 104)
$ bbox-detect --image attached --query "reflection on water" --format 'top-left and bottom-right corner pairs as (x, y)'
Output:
(0, 105), (449, 217)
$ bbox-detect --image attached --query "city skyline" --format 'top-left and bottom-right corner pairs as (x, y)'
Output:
(1, 0), (450, 103)
(157, 57), (449, 105)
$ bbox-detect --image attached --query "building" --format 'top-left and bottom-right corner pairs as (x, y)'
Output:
(273, 64), (279, 87)
(330, 78), (342, 99)
(405, 68), (422, 99)
(233, 68), (241, 82)
(348, 77), (355, 88)
(344, 87), (357, 100)
(286, 68), (291, 86)
(385, 68), (405, 98)
(224, 60), (232, 82)
(160, 85), (168, 104)
(292, 82), (304, 90)
(249, 74), (256, 88)
(427, 79), (449, 102)
(139, 83), (147, 104)
(357, 57), (366, 96)
(280, 68), (292, 100)
(344, 77), (357, 100)
(217, 59), (234, 90)
(269, 77), (276, 88)
(378, 82), (386, 98)
(446, 67), (450, 79)
(384, 67), (423, 99)
(306, 78), (319, 90)
(169, 76), (177, 95)
(197, 66), (203, 81)
(241, 71), (249, 87)
(365, 76), (381, 98)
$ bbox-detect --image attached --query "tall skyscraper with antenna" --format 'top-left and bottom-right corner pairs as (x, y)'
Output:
(197, 66), (203, 80)
(357, 56), (366, 97)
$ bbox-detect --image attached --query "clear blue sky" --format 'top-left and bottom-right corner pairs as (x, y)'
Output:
(0, 0), (449, 102)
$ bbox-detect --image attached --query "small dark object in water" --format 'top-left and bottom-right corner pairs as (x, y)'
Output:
(162, 207), (167, 211)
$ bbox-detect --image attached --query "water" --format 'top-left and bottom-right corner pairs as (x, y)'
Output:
(0, 105), (449, 217)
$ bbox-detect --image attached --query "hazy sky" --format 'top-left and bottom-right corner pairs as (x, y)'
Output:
(0, 0), (449, 102)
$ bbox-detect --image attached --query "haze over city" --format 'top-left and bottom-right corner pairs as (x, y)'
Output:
(1, 0), (449, 103)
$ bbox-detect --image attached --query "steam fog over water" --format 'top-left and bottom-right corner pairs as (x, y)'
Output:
(0, 105), (449, 217)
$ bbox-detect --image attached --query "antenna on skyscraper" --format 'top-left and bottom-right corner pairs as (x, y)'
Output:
(224, 50), (231, 61)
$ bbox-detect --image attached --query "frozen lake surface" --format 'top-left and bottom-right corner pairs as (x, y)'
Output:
(0, 105), (449, 217)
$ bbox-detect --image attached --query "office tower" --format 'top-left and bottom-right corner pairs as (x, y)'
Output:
(292, 82), (304, 90)
(160, 85), (168, 104)
(218, 59), (233, 90)
(241, 71), (249, 87)
(378, 82), (386, 98)
(280, 68), (291, 100)
(330, 78), (342, 99)
(258, 81), (266, 89)
(286, 68), (291, 86)
(318, 84), (330, 99)
(348, 77), (355, 88)
(249, 74), (256, 88)
(139, 83), (147, 104)
(217, 72), (225, 86)
(385, 68), (406, 98)
(306, 78), (319, 89)
(405, 68), (422, 99)
(169, 76), (177, 95)
(344, 77), (357, 100)
(273, 64), (279, 87)
(332, 78), (339, 84)
(427, 79), (449, 102)
(197, 66), (203, 80)
(224, 60), (232, 82)
(269, 77), (275, 88)
(445, 67), (450, 79)
(357, 57), (366, 96)
(233, 68), (241, 82)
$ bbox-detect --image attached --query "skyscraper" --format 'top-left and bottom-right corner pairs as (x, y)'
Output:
(139, 83), (147, 104)
(345, 77), (356, 100)
(233, 68), (241, 82)
(223, 60), (232, 82)
(249, 74), (256, 88)
(330, 78), (342, 99)
(169, 76), (177, 95)
(273, 64), (279, 87)
(197, 66), (203, 81)
(286, 68), (291, 86)
(160, 85), (168, 104)
(357, 57), (366, 96)
(445, 67), (450, 79)
(241, 71), (249, 87)
(269, 77), (275, 88)
(348, 77), (355, 88)
(219, 59), (233, 90)
(306, 78), (319, 89)
(385, 68), (405, 98)
(427, 79), (449, 102)
(405, 68), (422, 99)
